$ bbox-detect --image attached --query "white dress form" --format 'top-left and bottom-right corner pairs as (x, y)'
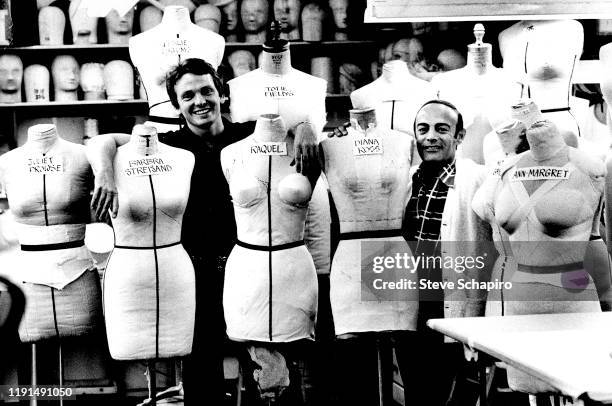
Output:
(432, 24), (519, 165)
(104, 125), (195, 360)
(320, 108), (417, 335)
(221, 114), (318, 342)
(498, 20), (583, 146)
(599, 43), (612, 253)
(128, 6), (225, 131)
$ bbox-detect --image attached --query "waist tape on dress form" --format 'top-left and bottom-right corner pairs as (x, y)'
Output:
(236, 239), (304, 251)
(517, 261), (583, 274)
(16, 223), (86, 245)
(339, 229), (403, 240)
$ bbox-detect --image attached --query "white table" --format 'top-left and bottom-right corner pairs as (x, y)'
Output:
(427, 312), (612, 404)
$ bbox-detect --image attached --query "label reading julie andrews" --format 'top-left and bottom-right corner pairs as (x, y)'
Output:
(353, 136), (383, 156)
(125, 157), (173, 177)
(511, 166), (570, 181)
(250, 142), (287, 156)
(161, 39), (192, 56)
(25, 156), (64, 174)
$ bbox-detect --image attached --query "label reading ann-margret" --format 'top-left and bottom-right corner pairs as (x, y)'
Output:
(510, 166), (570, 181)
(125, 157), (173, 177)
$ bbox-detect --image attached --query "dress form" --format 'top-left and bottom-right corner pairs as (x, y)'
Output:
(24, 64), (50, 102)
(51, 55), (79, 102)
(432, 24), (518, 164)
(241, 0), (269, 43)
(498, 20), (583, 145)
(599, 43), (612, 252)
(320, 108), (417, 335)
(104, 125), (195, 360)
(350, 59), (434, 143)
(221, 114), (318, 342)
(128, 6), (225, 131)
(0, 54), (22, 103)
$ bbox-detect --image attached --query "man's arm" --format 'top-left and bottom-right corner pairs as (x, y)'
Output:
(86, 133), (130, 221)
(290, 121), (321, 185)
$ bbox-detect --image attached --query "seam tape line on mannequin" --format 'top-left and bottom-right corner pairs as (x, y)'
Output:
(149, 173), (160, 360)
(268, 155), (273, 341)
(339, 229), (403, 240)
(517, 262), (584, 274)
(236, 239), (304, 251)
(390, 100), (395, 130)
(21, 240), (85, 251)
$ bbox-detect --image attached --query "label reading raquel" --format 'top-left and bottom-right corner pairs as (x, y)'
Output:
(263, 85), (295, 99)
(511, 166), (570, 181)
(25, 156), (64, 174)
(125, 157), (173, 177)
(250, 142), (287, 156)
(161, 39), (192, 56)
(353, 136), (383, 156)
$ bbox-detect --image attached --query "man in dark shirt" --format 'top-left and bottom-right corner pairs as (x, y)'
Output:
(87, 58), (319, 406)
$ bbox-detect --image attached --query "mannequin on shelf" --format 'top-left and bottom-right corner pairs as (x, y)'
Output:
(139, 5), (162, 32)
(69, 1), (98, 44)
(128, 5), (225, 131)
(104, 60), (134, 100)
(274, 0), (301, 41)
(228, 50), (257, 77)
(38, 6), (65, 45)
(52, 55), (80, 102)
(24, 64), (50, 102)
(329, 0), (348, 40)
(0, 54), (23, 103)
(194, 4), (222, 33)
(498, 20), (583, 147)
(301, 2), (325, 42)
(431, 24), (519, 164)
(218, 0), (239, 41)
(105, 9), (134, 45)
(104, 124), (195, 361)
(80, 63), (106, 101)
(241, 0), (269, 43)
(472, 119), (608, 394)
(350, 59), (434, 155)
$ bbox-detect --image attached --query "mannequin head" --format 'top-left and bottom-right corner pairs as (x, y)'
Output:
(194, 5), (222, 33)
(139, 5), (162, 32)
(160, 0), (197, 13)
(414, 100), (465, 164)
(328, 0), (347, 30)
(274, 0), (301, 39)
(24, 64), (50, 102)
(69, 1), (98, 44)
(105, 9), (134, 44)
(220, 0), (238, 34)
(349, 108), (377, 132)
(228, 50), (257, 77)
(436, 49), (466, 71)
(301, 3), (324, 42)
(241, 0), (269, 36)
(392, 38), (424, 67)
(0, 54), (23, 103)
(104, 60), (134, 100)
(80, 63), (106, 100)
(52, 55), (79, 100)
(38, 6), (66, 45)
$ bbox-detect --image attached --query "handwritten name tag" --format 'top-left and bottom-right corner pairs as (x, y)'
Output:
(125, 157), (173, 177)
(250, 142), (287, 156)
(263, 85), (295, 99)
(161, 39), (192, 56)
(511, 166), (570, 181)
(353, 136), (383, 156)
(25, 156), (64, 174)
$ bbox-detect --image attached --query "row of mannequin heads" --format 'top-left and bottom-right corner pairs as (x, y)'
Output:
(36, 0), (350, 45)
(0, 54), (134, 103)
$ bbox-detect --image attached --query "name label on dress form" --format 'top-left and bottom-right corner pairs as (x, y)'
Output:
(161, 39), (192, 56)
(250, 142), (288, 155)
(124, 157), (174, 176)
(511, 166), (570, 181)
(25, 156), (65, 174)
(353, 136), (383, 156)
(263, 85), (295, 99)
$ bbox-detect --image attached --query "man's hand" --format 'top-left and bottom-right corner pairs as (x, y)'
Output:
(290, 121), (320, 178)
(326, 122), (350, 138)
(90, 166), (118, 222)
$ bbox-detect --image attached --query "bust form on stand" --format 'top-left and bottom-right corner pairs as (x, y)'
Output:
(39, 6), (65, 45)
(24, 64), (50, 102)
(69, 1), (98, 44)
(329, 0), (348, 40)
(599, 43), (612, 255)
(274, 0), (301, 41)
(105, 9), (134, 45)
(0, 54), (23, 103)
(432, 24), (519, 164)
(52, 55), (80, 102)
(128, 5), (225, 131)
(241, 0), (269, 43)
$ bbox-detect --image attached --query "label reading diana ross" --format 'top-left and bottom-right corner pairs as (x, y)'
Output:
(354, 136), (383, 156)
(125, 157), (173, 177)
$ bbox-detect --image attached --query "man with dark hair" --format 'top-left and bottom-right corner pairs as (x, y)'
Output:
(87, 58), (321, 406)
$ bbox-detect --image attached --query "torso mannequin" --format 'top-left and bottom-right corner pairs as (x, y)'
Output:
(0, 54), (23, 103)
(24, 64), (50, 102)
(498, 20), (583, 144)
(69, 1), (98, 44)
(432, 24), (519, 164)
(274, 0), (301, 41)
(105, 9), (134, 45)
(241, 0), (269, 43)
(128, 6), (225, 131)
(38, 6), (65, 45)
(52, 55), (79, 102)
(320, 108), (417, 335)
(0, 124), (99, 342)
(599, 43), (612, 252)
(221, 114), (318, 342)
(350, 60), (434, 144)
(104, 125), (195, 360)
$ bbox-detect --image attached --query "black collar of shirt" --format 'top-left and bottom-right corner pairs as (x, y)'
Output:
(414, 159), (456, 188)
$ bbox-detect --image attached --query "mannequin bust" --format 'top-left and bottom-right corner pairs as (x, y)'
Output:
(301, 2), (324, 42)
(80, 63), (105, 100)
(129, 5), (225, 130)
(274, 0), (301, 41)
(0, 54), (23, 103)
(498, 20), (584, 145)
(431, 24), (519, 164)
(104, 124), (195, 360)
(220, 0), (238, 41)
(194, 4), (222, 33)
(228, 26), (327, 132)
(351, 59), (434, 140)
(24, 64), (50, 102)
(599, 43), (612, 251)
(51, 55), (80, 102)
(105, 9), (134, 45)
(104, 60), (134, 100)
(228, 50), (257, 77)
(241, 0), (269, 43)
(329, 0), (348, 40)
(38, 6), (65, 45)
(320, 107), (417, 335)
(139, 5), (162, 32)
(220, 114), (317, 342)
(69, 1), (98, 44)
(0, 123), (100, 342)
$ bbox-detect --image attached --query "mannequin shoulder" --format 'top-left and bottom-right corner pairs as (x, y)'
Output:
(496, 153), (523, 179)
(228, 69), (260, 88)
(350, 81), (377, 107)
(220, 139), (246, 169)
(291, 70), (327, 90)
(569, 147), (605, 179)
